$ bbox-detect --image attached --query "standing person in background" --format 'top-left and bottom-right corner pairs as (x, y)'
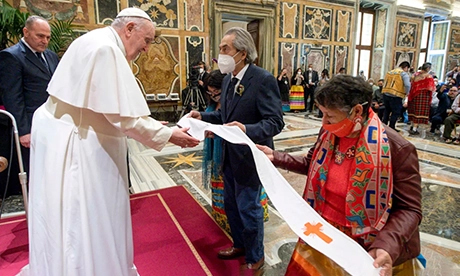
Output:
(290, 68), (305, 113)
(372, 79), (385, 120)
(277, 68), (291, 113)
(20, 8), (199, 276)
(318, 69), (330, 87)
(202, 70), (270, 234)
(407, 62), (436, 135)
(196, 60), (209, 104)
(0, 15), (59, 177)
(303, 64), (319, 114)
(382, 61), (411, 131)
(359, 70), (367, 80)
(337, 67), (347, 75)
(190, 27), (284, 273)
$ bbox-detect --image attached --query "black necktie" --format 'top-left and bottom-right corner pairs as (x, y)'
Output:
(36, 52), (49, 72)
(226, 77), (239, 110)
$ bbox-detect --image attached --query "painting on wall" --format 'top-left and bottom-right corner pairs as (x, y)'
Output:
(334, 46), (348, 75)
(335, 10), (351, 42)
(303, 7), (331, 41)
(447, 54), (460, 71)
(394, 50), (414, 69)
(15, 0), (90, 23)
(278, 42), (297, 78)
(280, 2), (299, 39)
(134, 36), (180, 95)
(93, 0), (120, 25)
(396, 21), (417, 48)
(375, 9), (387, 48)
(184, 0), (204, 31)
(129, 0), (178, 29)
(449, 28), (460, 52)
(300, 44), (330, 73)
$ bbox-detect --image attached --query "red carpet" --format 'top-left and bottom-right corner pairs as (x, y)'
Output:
(0, 185), (241, 275)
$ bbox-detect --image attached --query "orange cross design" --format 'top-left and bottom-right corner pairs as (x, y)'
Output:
(303, 222), (333, 244)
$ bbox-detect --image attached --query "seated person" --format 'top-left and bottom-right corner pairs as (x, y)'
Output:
(430, 85), (456, 134)
(442, 89), (460, 144)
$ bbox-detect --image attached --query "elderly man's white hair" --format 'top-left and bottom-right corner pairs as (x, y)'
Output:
(224, 27), (258, 64)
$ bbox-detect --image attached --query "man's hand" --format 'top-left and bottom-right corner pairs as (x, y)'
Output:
(188, 111), (202, 120)
(198, 80), (204, 86)
(224, 121), (245, 133)
(256, 144), (274, 161)
(19, 134), (31, 148)
(368, 248), (392, 276)
(168, 127), (200, 148)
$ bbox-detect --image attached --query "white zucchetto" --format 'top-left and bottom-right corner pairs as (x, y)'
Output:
(116, 7), (152, 22)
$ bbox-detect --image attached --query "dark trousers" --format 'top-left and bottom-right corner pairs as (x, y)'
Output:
(442, 113), (460, 139)
(304, 87), (315, 112)
(382, 94), (403, 129)
(430, 112), (446, 132)
(223, 162), (264, 264)
(0, 119), (22, 197)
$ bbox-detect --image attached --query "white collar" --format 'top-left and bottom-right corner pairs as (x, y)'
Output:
(21, 38), (41, 54)
(108, 27), (126, 56)
(232, 63), (250, 82)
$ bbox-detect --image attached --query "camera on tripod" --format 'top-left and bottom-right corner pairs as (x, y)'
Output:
(181, 65), (207, 116)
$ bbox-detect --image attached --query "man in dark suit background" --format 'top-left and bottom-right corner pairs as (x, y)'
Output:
(0, 15), (59, 180)
(303, 63), (319, 114)
(190, 27), (284, 272)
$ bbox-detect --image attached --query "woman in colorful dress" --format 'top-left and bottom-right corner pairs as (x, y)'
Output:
(290, 68), (305, 112)
(277, 68), (291, 113)
(202, 70), (269, 233)
(258, 75), (423, 276)
(407, 62), (436, 135)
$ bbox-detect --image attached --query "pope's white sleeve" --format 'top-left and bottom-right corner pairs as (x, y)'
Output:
(104, 114), (173, 151)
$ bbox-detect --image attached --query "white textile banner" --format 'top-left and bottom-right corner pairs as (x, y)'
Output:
(178, 117), (380, 276)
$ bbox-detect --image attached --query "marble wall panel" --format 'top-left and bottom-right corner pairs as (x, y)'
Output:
(301, 44), (330, 73)
(447, 54), (460, 72)
(133, 36), (180, 95)
(396, 21), (418, 48)
(334, 45), (348, 75)
(278, 42), (297, 78)
(371, 49), (383, 81)
(393, 50), (414, 69)
(17, 0), (89, 23)
(375, 9), (387, 48)
(184, 0), (204, 31)
(93, 0), (119, 25)
(130, 0), (178, 29)
(303, 6), (331, 41)
(335, 10), (350, 42)
(280, 2), (299, 39)
(185, 36), (205, 74)
(449, 28), (460, 53)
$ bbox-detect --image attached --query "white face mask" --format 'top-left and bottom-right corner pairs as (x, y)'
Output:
(218, 51), (241, 74)
(308, 67), (312, 71)
(199, 68), (204, 74)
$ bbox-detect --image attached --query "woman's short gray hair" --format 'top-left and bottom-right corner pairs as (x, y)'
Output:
(224, 27), (258, 64)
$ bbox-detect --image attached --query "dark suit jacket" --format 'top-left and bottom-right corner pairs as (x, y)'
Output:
(303, 70), (319, 88)
(0, 40), (59, 136)
(201, 64), (284, 186)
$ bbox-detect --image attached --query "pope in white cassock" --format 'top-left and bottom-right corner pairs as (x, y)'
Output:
(18, 7), (200, 276)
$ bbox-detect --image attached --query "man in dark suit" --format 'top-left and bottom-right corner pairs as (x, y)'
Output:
(190, 27), (284, 272)
(0, 15), (59, 177)
(303, 64), (319, 113)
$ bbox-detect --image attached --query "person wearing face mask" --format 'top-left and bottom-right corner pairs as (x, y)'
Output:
(189, 27), (284, 273)
(202, 70), (270, 234)
(196, 60), (209, 104)
(289, 68), (306, 113)
(257, 75), (423, 276)
(303, 64), (319, 114)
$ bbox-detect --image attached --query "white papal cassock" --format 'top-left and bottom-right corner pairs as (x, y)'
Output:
(19, 27), (172, 276)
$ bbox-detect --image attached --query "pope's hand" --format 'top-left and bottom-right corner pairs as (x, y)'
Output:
(256, 144), (274, 161)
(224, 121), (245, 133)
(188, 111), (202, 120)
(368, 248), (392, 276)
(169, 127), (200, 148)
